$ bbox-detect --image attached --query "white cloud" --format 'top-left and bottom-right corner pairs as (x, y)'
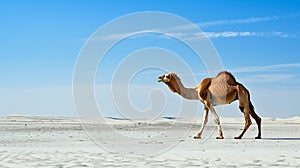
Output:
(87, 30), (292, 42)
(88, 30), (159, 41)
(83, 12), (298, 42)
(197, 11), (300, 28)
(169, 16), (281, 31)
(184, 31), (291, 40)
(197, 16), (280, 28)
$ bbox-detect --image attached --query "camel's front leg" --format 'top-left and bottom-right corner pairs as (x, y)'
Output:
(210, 106), (224, 139)
(204, 101), (224, 139)
(194, 107), (209, 139)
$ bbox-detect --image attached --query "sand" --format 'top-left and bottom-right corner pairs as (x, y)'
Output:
(0, 115), (299, 167)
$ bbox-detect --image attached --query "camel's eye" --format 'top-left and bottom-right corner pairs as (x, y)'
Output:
(166, 75), (170, 79)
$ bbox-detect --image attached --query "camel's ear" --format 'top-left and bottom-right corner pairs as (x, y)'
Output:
(169, 73), (176, 80)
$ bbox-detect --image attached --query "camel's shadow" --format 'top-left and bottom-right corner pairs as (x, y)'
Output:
(264, 138), (300, 141)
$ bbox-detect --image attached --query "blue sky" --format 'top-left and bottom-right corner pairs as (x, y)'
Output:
(1, 0), (300, 118)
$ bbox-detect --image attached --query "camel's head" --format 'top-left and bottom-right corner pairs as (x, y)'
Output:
(158, 73), (181, 94)
(158, 73), (174, 83)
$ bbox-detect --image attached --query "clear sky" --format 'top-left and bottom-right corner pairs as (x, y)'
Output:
(1, 0), (300, 118)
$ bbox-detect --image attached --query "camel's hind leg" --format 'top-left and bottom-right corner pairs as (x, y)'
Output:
(235, 106), (252, 139)
(235, 85), (252, 139)
(249, 106), (262, 139)
(194, 107), (209, 139)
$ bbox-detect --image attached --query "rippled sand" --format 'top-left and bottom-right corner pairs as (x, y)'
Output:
(0, 116), (299, 167)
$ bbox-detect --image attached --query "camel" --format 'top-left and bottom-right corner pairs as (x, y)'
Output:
(158, 71), (261, 139)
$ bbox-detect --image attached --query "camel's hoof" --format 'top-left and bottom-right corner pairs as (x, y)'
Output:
(216, 136), (224, 139)
(194, 136), (201, 139)
(234, 137), (241, 139)
(255, 136), (261, 139)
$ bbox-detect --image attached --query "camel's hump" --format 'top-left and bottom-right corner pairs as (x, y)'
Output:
(215, 71), (237, 84)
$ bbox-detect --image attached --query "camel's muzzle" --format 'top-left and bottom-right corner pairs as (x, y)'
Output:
(158, 75), (164, 82)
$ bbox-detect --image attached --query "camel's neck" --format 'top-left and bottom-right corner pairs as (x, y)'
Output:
(174, 80), (199, 100)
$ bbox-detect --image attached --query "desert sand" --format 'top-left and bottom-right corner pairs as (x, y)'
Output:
(0, 115), (299, 167)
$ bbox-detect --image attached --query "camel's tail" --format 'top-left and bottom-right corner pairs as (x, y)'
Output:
(246, 88), (258, 117)
(248, 96), (255, 115)
(248, 96), (261, 123)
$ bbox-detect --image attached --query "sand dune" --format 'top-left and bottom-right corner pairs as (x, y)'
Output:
(0, 115), (299, 167)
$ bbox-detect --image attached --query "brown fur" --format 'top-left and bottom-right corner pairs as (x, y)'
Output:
(216, 71), (237, 85)
(158, 71), (262, 139)
(166, 73), (181, 94)
(199, 78), (211, 100)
